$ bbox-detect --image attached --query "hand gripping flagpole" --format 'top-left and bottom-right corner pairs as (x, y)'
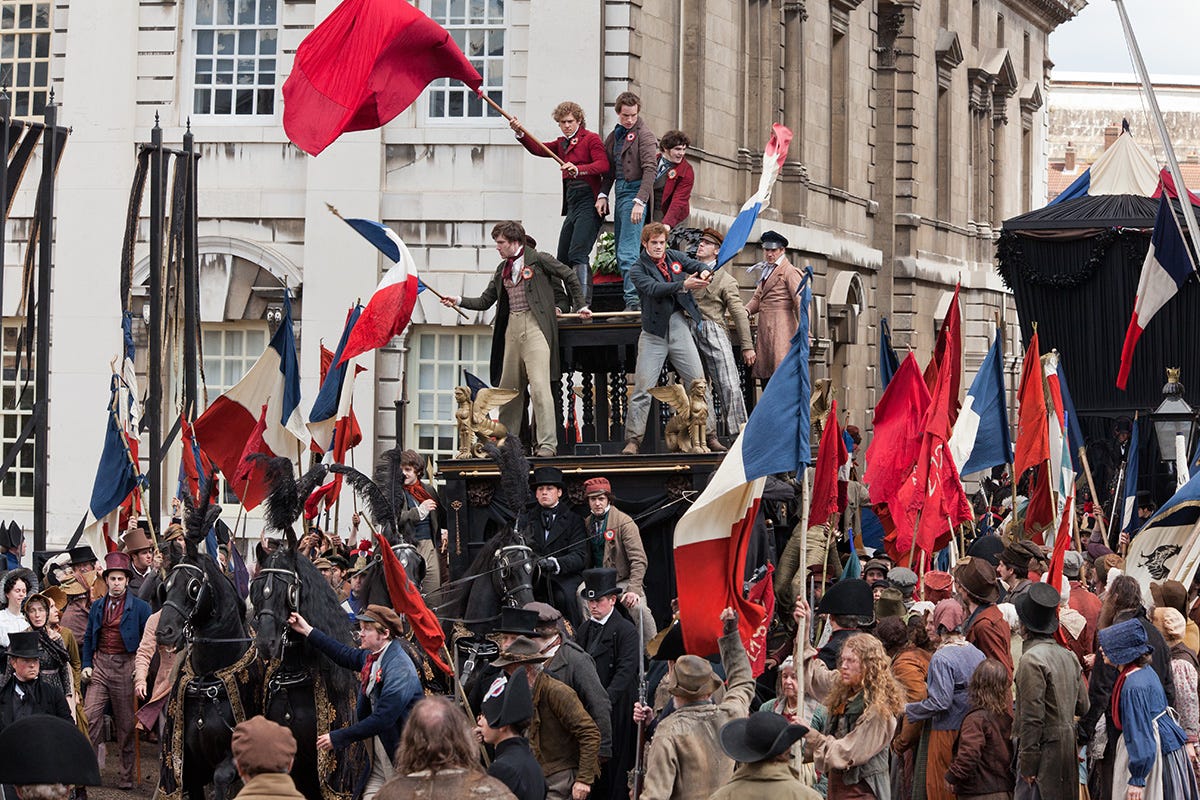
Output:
(471, 86), (570, 169)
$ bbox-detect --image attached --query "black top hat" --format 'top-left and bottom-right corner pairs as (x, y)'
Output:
(719, 710), (808, 763)
(6, 631), (40, 660)
(760, 230), (789, 249)
(496, 607), (542, 637)
(482, 674), (534, 730)
(530, 466), (565, 489)
(0, 522), (22, 551)
(68, 545), (98, 565)
(581, 568), (620, 600)
(1016, 582), (1061, 636)
(816, 579), (874, 618)
(492, 636), (552, 667)
(0, 714), (101, 785)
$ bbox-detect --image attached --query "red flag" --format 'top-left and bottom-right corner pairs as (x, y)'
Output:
(744, 563), (775, 678)
(1046, 495), (1074, 594)
(311, 345), (365, 454)
(922, 284), (963, 425)
(865, 354), (931, 506)
(810, 400), (846, 524)
(375, 532), (451, 674)
(231, 404), (272, 510)
(1024, 464), (1056, 540)
(283, 0), (483, 156)
(180, 414), (218, 504)
(1014, 332), (1049, 482)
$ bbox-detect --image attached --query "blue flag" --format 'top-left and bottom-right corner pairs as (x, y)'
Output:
(86, 377), (142, 524)
(1121, 418), (1142, 534)
(879, 317), (900, 391)
(948, 328), (1011, 477)
(1056, 361), (1086, 473)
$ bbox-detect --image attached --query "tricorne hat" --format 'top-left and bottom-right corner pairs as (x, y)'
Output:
(719, 710), (808, 763)
(815, 579), (874, 618)
(482, 673), (534, 729)
(1016, 582), (1061, 635)
(0, 521), (22, 551)
(953, 557), (1000, 604)
(6, 631), (40, 660)
(101, 551), (134, 578)
(355, 604), (405, 638)
(530, 465), (565, 489)
(492, 635), (552, 667)
(0, 714), (100, 785)
(581, 567), (620, 600)
(666, 654), (722, 699)
(583, 477), (612, 497)
(1098, 617), (1151, 666)
(231, 715), (297, 774)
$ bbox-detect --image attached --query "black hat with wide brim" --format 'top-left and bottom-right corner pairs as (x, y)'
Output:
(719, 711), (808, 763)
(482, 673), (534, 729)
(815, 578), (874, 618)
(0, 714), (101, 785)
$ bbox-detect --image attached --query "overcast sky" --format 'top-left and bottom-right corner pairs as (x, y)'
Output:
(1049, 1), (1200, 76)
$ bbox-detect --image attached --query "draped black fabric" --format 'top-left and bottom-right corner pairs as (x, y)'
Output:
(1003, 193), (1161, 230)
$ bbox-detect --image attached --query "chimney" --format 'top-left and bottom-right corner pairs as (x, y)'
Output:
(1064, 142), (1076, 172)
(1104, 124), (1120, 151)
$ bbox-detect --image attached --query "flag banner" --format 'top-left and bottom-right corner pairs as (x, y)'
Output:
(1014, 332), (1049, 482)
(716, 124), (793, 267)
(179, 414), (217, 504)
(195, 293), (307, 510)
(283, 0), (482, 156)
(374, 532), (451, 673)
(922, 284), (962, 426)
(1117, 194), (1197, 389)
(1045, 494), (1074, 591)
(1056, 360), (1086, 473)
(810, 400), (846, 524)
(309, 304), (364, 451)
(84, 376), (143, 556)
(948, 327), (1011, 477)
(674, 268), (811, 655)
(744, 563), (775, 678)
(1120, 416), (1142, 534)
(1125, 472), (1200, 596)
(879, 317), (900, 391)
(865, 353), (931, 507)
(1043, 351), (1077, 515)
(338, 229), (421, 365)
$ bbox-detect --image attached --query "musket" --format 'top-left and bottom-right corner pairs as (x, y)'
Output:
(630, 604), (648, 800)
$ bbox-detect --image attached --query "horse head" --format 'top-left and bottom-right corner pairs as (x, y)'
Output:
(249, 548), (304, 660)
(156, 552), (215, 647)
(390, 542), (426, 589)
(491, 543), (535, 609)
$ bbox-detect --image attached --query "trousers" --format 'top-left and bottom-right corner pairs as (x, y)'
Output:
(613, 179), (645, 308)
(85, 651), (137, 785)
(497, 311), (557, 452)
(625, 312), (707, 441)
(558, 181), (603, 300)
(694, 320), (748, 436)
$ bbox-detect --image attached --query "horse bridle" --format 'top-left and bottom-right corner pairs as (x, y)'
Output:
(492, 544), (534, 607)
(251, 566), (302, 623)
(160, 562), (211, 632)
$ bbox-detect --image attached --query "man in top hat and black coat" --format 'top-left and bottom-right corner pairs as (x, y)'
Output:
(478, 667), (546, 800)
(528, 466), (590, 627)
(744, 231), (802, 382)
(0, 631), (71, 730)
(121, 520), (156, 596)
(954, 557), (1015, 678)
(1013, 582), (1088, 800)
(710, 711), (820, 800)
(577, 568), (641, 800)
(0, 713), (100, 800)
(81, 551), (151, 789)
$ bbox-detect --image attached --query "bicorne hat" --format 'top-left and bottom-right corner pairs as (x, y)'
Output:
(719, 710), (808, 763)
(482, 673), (535, 729)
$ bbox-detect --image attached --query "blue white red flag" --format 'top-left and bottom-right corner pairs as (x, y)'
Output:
(1056, 360), (1085, 472)
(1120, 416), (1142, 534)
(948, 327), (1011, 477)
(178, 414), (217, 504)
(1125, 467), (1200, 595)
(194, 292), (307, 510)
(337, 223), (422, 364)
(83, 376), (144, 555)
(1043, 351), (1077, 543)
(716, 124), (793, 267)
(674, 268), (811, 659)
(309, 304), (364, 451)
(1117, 194), (1196, 389)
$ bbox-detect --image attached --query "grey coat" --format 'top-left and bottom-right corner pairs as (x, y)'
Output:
(545, 639), (614, 759)
(1014, 636), (1089, 798)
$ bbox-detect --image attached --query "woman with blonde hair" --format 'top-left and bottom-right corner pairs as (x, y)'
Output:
(804, 633), (905, 799)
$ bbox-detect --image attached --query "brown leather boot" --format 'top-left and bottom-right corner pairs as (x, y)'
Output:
(621, 438), (641, 455)
(706, 434), (728, 452)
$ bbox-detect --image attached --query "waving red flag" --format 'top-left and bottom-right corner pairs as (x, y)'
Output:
(865, 354), (931, 505)
(810, 400), (847, 524)
(922, 283), (963, 425)
(1014, 332), (1049, 482)
(375, 533), (451, 674)
(283, 0), (483, 156)
(229, 404), (271, 510)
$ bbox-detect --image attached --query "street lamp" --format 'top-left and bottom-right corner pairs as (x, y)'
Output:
(1151, 368), (1197, 465)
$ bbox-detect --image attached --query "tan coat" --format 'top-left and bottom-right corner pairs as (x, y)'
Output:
(745, 257), (802, 379)
(809, 706), (897, 777)
(708, 760), (823, 800)
(134, 610), (179, 706)
(640, 630), (756, 800)
(584, 505), (648, 596)
(233, 773), (307, 800)
(691, 269), (753, 351)
(1014, 636), (1089, 798)
(529, 671), (601, 784)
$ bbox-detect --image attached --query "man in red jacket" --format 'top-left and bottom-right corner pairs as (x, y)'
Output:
(652, 130), (694, 231)
(510, 101), (610, 300)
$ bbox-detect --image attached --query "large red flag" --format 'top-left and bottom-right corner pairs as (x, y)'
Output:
(810, 400), (847, 524)
(180, 414), (218, 504)
(283, 0), (483, 156)
(865, 354), (931, 506)
(375, 533), (451, 674)
(1014, 332), (1049, 482)
(923, 284), (963, 425)
(231, 404), (272, 510)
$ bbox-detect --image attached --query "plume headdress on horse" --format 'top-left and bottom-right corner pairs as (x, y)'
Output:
(329, 459), (406, 543)
(181, 471), (224, 559)
(247, 455), (328, 547)
(480, 433), (531, 533)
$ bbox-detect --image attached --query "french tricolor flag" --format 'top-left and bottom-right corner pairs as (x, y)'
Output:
(336, 219), (422, 365)
(194, 292), (308, 510)
(674, 268), (811, 658)
(717, 124), (793, 267)
(948, 328), (1011, 477)
(1117, 194), (1196, 389)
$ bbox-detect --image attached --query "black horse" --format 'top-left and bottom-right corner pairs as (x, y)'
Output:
(433, 525), (537, 637)
(251, 546), (366, 800)
(156, 539), (260, 800)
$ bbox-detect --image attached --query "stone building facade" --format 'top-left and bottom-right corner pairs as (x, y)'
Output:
(0, 0), (1081, 539)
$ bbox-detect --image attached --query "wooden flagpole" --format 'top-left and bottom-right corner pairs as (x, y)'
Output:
(472, 88), (570, 168)
(793, 466), (811, 710)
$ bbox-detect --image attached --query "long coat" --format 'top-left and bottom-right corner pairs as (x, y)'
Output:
(583, 505), (648, 596)
(745, 257), (802, 379)
(654, 156), (694, 228)
(458, 248), (585, 386)
(528, 505), (590, 624)
(1014, 636), (1089, 798)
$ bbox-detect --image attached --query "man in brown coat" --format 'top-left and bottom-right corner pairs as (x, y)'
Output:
(954, 557), (1014, 678)
(744, 231), (802, 382)
(639, 608), (756, 800)
(581, 477), (655, 643)
(442, 221), (591, 457)
(596, 91), (658, 311)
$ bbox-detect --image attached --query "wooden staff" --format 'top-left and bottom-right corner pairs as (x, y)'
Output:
(472, 88), (569, 168)
(324, 203), (469, 320)
(792, 466), (811, 708)
(1078, 445), (1108, 540)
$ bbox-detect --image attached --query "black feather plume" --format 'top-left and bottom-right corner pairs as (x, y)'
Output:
(481, 433), (530, 520)
(329, 463), (400, 540)
(248, 454), (301, 535)
(373, 448), (406, 530)
(182, 471), (222, 556)
(295, 463), (329, 511)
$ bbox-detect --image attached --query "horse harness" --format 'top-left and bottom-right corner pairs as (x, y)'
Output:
(160, 562), (211, 636)
(251, 566), (303, 621)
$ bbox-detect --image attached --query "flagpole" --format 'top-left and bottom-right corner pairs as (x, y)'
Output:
(324, 203), (469, 320)
(793, 466), (811, 712)
(1079, 446), (1108, 542)
(907, 507), (923, 568)
(470, 87), (570, 169)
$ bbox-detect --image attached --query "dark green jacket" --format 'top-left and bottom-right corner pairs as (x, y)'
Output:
(458, 248), (585, 384)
